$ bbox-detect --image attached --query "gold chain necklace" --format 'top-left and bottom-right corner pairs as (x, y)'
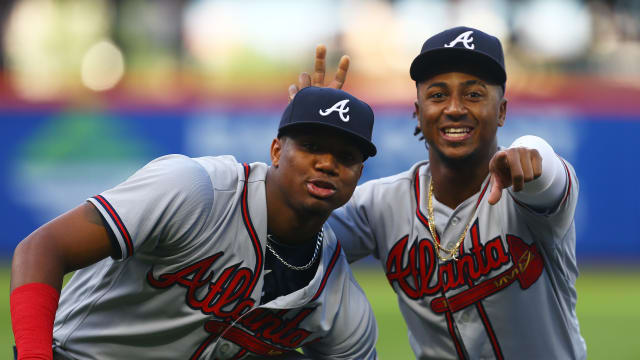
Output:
(427, 178), (477, 262)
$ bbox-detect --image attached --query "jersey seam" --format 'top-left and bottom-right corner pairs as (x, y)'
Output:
(163, 158), (220, 257)
(56, 260), (130, 347)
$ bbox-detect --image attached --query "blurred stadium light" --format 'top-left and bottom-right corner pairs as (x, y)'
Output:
(0, 0), (639, 262)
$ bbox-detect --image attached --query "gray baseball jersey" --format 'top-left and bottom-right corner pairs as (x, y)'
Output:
(53, 154), (377, 360)
(329, 152), (586, 359)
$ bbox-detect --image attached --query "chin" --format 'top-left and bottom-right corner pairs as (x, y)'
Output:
(299, 198), (335, 216)
(434, 143), (476, 160)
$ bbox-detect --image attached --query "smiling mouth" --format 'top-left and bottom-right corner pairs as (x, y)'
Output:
(441, 127), (472, 140)
(307, 180), (337, 199)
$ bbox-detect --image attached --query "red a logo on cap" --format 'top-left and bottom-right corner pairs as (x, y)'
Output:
(444, 31), (475, 50)
(319, 99), (350, 122)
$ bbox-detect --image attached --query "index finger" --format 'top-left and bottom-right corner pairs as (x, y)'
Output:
(312, 44), (327, 86)
(328, 55), (350, 89)
(507, 149), (525, 192)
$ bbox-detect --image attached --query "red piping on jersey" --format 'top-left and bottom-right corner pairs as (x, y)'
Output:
(475, 180), (491, 208)
(231, 349), (247, 359)
(207, 319), (290, 356)
(460, 220), (504, 359)
(445, 311), (466, 359)
(311, 242), (342, 301)
(465, 219), (504, 359)
(241, 163), (263, 298)
(93, 195), (134, 258)
(511, 156), (572, 211)
(413, 169), (490, 250)
(413, 168), (432, 236)
(190, 334), (215, 360)
(413, 167), (494, 360)
(415, 168), (467, 357)
(559, 157), (572, 206)
(476, 302), (504, 360)
(458, 229), (504, 359)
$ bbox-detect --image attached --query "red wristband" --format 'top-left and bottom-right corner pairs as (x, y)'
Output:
(10, 283), (60, 360)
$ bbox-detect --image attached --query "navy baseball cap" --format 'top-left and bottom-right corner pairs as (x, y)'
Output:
(410, 26), (506, 88)
(278, 86), (377, 158)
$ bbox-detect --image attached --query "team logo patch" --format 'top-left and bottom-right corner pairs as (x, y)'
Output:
(319, 99), (350, 122)
(147, 253), (256, 359)
(444, 30), (475, 49)
(385, 221), (545, 304)
(207, 307), (315, 358)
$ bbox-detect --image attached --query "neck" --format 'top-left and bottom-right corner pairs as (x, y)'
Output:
(265, 168), (327, 246)
(429, 144), (497, 209)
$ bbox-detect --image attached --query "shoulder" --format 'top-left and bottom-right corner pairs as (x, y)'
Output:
(131, 154), (246, 206)
(189, 155), (242, 190)
(354, 161), (426, 200)
(191, 156), (269, 190)
(124, 154), (214, 194)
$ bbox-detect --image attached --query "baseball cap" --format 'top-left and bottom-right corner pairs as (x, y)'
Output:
(410, 26), (506, 89)
(278, 86), (377, 158)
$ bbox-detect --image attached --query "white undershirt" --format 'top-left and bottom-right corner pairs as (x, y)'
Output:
(507, 135), (567, 211)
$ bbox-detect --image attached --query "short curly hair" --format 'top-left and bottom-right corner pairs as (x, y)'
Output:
(412, 110), (424, 141)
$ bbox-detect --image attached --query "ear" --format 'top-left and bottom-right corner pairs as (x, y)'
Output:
(356, 163), (364, 180)
(497, 97), (507, 127)
(270, 138), (282, 167)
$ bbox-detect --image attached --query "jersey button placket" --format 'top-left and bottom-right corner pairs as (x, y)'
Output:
(460, 310), (471, 323)
(219, 343), (231, 354)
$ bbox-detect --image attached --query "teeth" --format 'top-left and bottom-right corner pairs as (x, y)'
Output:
(444, 128), (470, 133)
(443, 128), (470, 138)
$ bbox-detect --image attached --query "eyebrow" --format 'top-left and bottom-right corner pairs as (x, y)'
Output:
(426, 82), (447, 90)
(462, 80), (487, 88)
(426, 79), (488, 90)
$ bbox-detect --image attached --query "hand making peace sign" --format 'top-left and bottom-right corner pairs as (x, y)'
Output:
(288, 45), (350, 102)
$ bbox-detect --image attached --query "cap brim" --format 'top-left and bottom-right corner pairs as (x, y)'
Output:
(410, 47), (506, 85)
(278, 122), (377, 158)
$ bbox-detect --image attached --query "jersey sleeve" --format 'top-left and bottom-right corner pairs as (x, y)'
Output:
(328, 183), (379, 263)
(507, 135), (568, 212)
(87, 154), (215, 260)
(509, 155), (579, 248)
(301, 271), (378, 360)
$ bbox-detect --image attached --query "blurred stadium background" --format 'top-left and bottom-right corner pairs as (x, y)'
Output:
(1, 0), (639, 358)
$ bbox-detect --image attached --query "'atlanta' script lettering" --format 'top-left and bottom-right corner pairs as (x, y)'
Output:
(385, 221), (511, 299)
(147, 252), (255, 322)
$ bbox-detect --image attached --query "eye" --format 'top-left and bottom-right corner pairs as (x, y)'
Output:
(339, 152), (355, 163)
(429, 92), (445, 100)
(466, 90), (484, 100)
(338, 148), (364, 165)
(302, 142), (319, 152)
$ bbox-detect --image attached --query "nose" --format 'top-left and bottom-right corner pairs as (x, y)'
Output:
(314, 152), (338, 176)
(443, 96), (467, 120)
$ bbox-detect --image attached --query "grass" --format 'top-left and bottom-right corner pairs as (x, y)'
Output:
(353, 265), (640, 360)
(3, 265), (640, 359)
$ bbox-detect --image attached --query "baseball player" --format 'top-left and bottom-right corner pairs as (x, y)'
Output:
(10, 87), (379, 360)
(292, 28), (586, 359)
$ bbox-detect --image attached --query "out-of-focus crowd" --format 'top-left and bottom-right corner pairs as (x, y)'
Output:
(1, 0), (639, 102)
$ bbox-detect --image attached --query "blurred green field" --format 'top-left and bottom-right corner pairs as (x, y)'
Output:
(3, 265), (640, 359)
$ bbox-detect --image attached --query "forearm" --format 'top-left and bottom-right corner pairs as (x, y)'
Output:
(10, 230), (67, 360)
(11, 202), (114, 359)
(508, 135), (566, 210)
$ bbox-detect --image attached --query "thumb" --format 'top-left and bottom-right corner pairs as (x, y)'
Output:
(288, 84), (298, 102)
(487, 174), (503, 205)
